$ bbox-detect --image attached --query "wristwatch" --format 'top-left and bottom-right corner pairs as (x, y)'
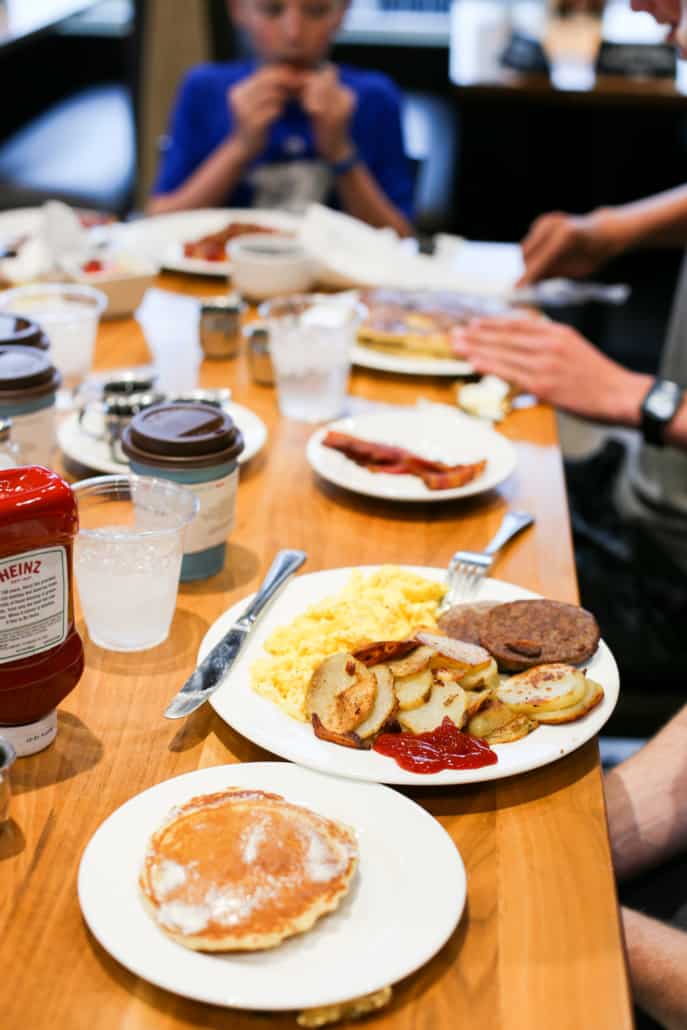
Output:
(640, 377), (684, 447)
(329, 147), (360, 177)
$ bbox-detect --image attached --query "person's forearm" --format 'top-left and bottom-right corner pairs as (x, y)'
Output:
(148, 137), (252, 215)
(603, 184), (687, 250)
(604, 704), (687, 881)
(335, 164), (412, 237)
(623, 908), (687, 1029)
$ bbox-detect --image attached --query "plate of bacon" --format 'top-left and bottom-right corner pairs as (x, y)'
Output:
(161, 210), (299, 276)
(306, 408), (517, 502)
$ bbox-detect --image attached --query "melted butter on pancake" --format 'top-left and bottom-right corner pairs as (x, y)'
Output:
(140, 788), (358, 951)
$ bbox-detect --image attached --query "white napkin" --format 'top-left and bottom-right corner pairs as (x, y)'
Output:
(0, 201), (90, 283)
(299, 204), (524, 296)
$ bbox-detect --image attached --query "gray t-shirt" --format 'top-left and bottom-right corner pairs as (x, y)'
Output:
(615, 253), (687, 567)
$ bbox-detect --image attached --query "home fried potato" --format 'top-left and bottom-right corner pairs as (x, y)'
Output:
(533, 677), (604, 724)
(496, 663), (588, 715)
(385, 644), (435, 678)
(355, 666), (397, 739)
(484, 712), (538, 744)
(394, 667), (434, 711)
(306, 654), (376, 734)
(467, 698), (518, 739)
(398, 680), (467, 734)
(460, 657), (499, 691)
(415, 632), (493, 674)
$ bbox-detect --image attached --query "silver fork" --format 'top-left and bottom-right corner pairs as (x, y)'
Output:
(438, 511), (535, 613)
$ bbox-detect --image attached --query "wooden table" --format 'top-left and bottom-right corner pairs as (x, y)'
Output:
(2, 274), (633, 1029)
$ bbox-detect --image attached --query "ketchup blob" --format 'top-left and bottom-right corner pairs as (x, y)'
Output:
(373, 717), (498, 773)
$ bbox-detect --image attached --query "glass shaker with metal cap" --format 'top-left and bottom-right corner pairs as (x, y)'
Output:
(244, 323), (274, 385)
(199, 296), (243, 359)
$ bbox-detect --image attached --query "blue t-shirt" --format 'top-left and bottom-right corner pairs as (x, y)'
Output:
(153, 61), (414, 221)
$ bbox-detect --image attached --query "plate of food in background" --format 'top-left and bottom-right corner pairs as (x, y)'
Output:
(111, 209), (300, 277)
(352, 287), (523, 376)
(306, 407), (517, 502)
(197, 565), (620, 787)
(78, 761), (466, 1013)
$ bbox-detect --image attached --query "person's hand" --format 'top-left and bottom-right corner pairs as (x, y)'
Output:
(300, 64), (356, 163)
(518, 208), (628, 286)
(228, 66), (304, 162)
(456, 316), (647, 423)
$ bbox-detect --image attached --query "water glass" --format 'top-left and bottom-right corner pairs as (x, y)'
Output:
(72, 475), (198, 652)
(259, 294), (364, 423)
(0, 283), (107, 395)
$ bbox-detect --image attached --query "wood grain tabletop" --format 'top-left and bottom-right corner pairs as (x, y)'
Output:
(1, 274), (633, 1029)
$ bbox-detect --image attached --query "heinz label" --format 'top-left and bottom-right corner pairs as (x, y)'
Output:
(0, 547), (68, 663)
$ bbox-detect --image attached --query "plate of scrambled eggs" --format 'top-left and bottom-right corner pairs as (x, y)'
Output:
(199, 566), (619, 785)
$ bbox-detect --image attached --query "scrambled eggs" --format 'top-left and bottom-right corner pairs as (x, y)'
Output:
(250, 567), (443, 721)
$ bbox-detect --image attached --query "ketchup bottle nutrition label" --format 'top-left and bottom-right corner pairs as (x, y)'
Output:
(0, 467), (84, 755)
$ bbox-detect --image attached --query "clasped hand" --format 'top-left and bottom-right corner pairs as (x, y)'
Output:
(228, 63), (356, 164)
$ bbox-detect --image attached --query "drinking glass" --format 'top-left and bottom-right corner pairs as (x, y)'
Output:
(0, 283), (107, 399)
(72, 475), (198, 652)
(259, 294), (365, 423)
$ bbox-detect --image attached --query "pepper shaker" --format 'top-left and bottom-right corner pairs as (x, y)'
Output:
(199, 296), (243, 360)
(0, 736), (16, 822)
(245, 323), (274, 385)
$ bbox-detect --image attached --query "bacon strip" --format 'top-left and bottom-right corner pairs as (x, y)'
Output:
(322, 430), (486, 491)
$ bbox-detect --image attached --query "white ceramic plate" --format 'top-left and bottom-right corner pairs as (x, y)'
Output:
(78, 762), (465, 1011)
(200, 568), (620, 787)
(351, 341), (473, 377)
(112, 209), (300, 278)
(306, 409), (517, 502)
(58, 401), (267, 474)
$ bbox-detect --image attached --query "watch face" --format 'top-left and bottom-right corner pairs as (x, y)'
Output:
(648, 381), (682, 420)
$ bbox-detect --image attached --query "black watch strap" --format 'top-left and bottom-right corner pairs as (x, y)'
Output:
(640, 378), (684, 447)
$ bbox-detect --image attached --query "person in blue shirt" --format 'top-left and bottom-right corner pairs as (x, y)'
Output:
(149, 0), (414, 236)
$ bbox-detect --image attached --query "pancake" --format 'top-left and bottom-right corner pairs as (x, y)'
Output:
(479, 599), (600, 672)
(139, 787), (358, 951)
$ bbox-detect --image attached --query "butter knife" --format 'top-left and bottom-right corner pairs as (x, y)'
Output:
(164, 548), (307, 719)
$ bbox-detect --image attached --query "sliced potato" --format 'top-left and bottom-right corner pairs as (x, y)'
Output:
(306, 653), (377, 734)
(464, 687), (494, 722)
(355, 665), (397, 739)
(532, 677), (604, 724)
(311, 714), (365, 749)
(399, 680), (467, 735)
(460, 657), (499, 692)
(394, 667), (433, 711)
(415, 631), (492, 674)
(467, 698), (518, 739)
(353, 639), (418, 668)
(386, 645), (434, 679)
(496, 663), (587, 715)
(484, 713), (538, 744)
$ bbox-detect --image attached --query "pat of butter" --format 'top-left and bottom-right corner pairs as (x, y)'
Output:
(457, 375), (512, 422)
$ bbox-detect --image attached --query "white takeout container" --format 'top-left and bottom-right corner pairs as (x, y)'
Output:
(61, 255), (158, 319)
(227, 233), (314, 300)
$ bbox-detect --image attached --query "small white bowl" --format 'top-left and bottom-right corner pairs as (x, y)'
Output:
(62, 254), (158, 318)
(227, 233), (313, 301)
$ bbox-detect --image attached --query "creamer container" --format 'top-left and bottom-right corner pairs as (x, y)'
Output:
(120, 403), (244, 581)
(0, 467), (84, 756)
(0, 346), (61, 469)
(0, 313), (50, 351)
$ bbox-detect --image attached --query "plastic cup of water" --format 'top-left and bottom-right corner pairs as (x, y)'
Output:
(0, 282), (107, 397)
(259, 294), (365, 423)
(72, 475), (199, 652)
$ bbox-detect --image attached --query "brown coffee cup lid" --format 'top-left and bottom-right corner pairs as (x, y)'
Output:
(0, 345), (61, 399)
(120, 402), (244, 468)
(0, 313), (49, 350)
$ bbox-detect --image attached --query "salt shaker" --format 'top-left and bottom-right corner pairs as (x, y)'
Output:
(245, 323), (274, 385)
(199, 296), (243, 360)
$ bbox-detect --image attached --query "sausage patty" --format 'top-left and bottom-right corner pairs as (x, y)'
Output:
(478, 599), (600, 672)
